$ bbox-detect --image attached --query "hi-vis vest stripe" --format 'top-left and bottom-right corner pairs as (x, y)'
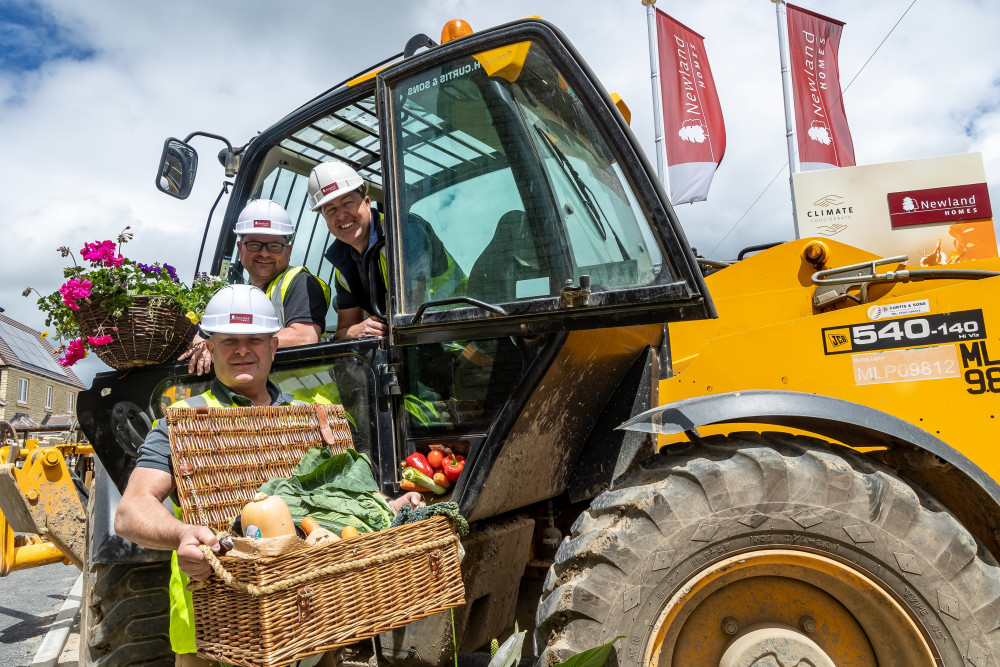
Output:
(265, 266), (331, 325)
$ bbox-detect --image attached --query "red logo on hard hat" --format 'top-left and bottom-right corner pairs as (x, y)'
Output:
(229, 314), (253, 324)
(253, 220), (271, 228)
(321, 182), (339, 196)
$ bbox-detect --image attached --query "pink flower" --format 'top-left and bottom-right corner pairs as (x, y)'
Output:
(87, 335), (114, 346)
(58, 338), (88, 367)
(59, 278), (93, 311)
(80, 240), (123, 267)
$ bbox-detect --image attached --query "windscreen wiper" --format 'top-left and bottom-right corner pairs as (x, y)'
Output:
(533, 126), (630, 260)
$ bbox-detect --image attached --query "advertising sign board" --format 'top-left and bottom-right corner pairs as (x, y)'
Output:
(792, 153), (996, 263)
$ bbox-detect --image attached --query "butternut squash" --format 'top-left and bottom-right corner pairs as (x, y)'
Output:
(241, 493), (295, 538)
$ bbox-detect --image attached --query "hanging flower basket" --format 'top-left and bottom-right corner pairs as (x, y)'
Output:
(74, 296), (198, 370)
(24, 227), (225, 369)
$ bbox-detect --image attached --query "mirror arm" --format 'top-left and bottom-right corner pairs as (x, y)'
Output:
(182, 131), (234, 152)
(193, 181), (233, 280)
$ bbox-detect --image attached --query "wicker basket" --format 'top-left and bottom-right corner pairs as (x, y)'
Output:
(74, 295), (197, 369)
(166, 404), (466, 667)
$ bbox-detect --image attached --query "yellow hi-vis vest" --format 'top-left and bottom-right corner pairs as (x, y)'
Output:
(265, 266), (331, 326)
(165, 392), (224, 655)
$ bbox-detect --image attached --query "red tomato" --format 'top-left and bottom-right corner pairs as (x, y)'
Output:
(426, 450), (445, 469)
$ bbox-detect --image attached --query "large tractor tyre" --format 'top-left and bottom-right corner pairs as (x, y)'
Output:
(80, 489), (173, 667)
(535, 432), (1000, 667)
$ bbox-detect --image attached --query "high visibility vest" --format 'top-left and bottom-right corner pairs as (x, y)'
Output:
(265, 266), (331, 326)
(165, 392), (223, 655)
(427, 251), (467, 301)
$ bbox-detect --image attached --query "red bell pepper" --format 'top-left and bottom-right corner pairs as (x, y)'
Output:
(405, 452), (434, 477)
(442, 454), (465, 483)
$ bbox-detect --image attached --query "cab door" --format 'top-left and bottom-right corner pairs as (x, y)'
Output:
(376, 19), (714, 346)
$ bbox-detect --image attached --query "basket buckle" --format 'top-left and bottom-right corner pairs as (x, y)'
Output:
(297, 586), (316, 622)
(428, 549), (442, 577)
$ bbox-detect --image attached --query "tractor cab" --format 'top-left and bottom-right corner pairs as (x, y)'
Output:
(85, 18), (712, 513)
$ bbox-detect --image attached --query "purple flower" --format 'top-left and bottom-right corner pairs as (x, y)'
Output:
(163, 264), (179, 282)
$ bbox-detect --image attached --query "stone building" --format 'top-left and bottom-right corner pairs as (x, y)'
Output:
(0, 313), (85, 431)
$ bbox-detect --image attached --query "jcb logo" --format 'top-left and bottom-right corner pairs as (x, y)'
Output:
(825, 328), (852, 353)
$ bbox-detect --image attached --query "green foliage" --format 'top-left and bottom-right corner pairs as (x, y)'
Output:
(553, 636), (625, 667)
(389, 501), (469, 537)
(23, 228), (225, 360)
(488, 622), (525, 667)
(258, 448), (394, 533)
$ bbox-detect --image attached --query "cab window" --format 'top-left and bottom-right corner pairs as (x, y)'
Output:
(401, 338), (524, 437)
(223, 94), (383, 334)
(389, 41), (665, 314)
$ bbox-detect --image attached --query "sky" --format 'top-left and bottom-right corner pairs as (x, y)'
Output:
(1, 0), (998, 385)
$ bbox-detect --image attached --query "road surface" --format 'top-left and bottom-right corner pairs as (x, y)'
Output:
(0, 561), (79, 667)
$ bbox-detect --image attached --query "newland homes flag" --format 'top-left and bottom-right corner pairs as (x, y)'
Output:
(787, 4), (855, 170)
(655, 10), (726, 204)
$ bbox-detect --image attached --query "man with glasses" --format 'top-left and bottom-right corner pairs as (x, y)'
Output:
(180, 199), (331, 374)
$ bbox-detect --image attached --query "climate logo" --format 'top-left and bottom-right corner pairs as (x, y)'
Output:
(806, 194), (854, 229)
(813, 195), (845, 207)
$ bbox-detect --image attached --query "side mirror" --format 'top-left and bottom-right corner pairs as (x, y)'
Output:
(156, 138), (198, 199)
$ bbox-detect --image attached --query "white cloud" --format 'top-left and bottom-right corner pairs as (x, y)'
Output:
(1, 0), (998, 385)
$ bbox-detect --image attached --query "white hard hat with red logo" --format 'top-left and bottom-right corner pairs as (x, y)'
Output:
(200, 285), (281, 335)
(234, 199), (295, 238)
(307, 161), (366, 212)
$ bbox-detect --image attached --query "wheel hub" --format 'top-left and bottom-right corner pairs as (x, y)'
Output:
(645, 549), (936, 667)
(719, 624), (835, 667)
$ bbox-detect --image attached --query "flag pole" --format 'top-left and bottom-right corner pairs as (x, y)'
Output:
(643, 0), (671, 200)
(773, 0), (801, 236)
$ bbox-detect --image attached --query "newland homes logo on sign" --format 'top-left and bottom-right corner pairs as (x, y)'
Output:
(888, 183), (992, 228)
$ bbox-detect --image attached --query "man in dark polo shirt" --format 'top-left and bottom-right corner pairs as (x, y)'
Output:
(306, 160), (465, 339)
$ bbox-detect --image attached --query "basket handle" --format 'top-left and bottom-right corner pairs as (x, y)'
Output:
(188, 534), (458, 596)
(315, 405), (336, 447)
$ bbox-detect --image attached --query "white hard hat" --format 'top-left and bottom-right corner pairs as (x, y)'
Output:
(200, 285), (281, 335)
(234, 199), (295, 238)
(307, 161), (365, 212)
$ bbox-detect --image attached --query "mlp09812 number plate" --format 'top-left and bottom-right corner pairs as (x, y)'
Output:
(822, 309), (986, 355)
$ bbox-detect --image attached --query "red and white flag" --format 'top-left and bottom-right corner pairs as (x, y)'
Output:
(786, 4), (855, 170)
(655, 10), (726, 204)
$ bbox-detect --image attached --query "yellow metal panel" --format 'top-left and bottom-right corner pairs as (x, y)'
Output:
(474, 42), (532, 83)
(664, 239), (1000, 481)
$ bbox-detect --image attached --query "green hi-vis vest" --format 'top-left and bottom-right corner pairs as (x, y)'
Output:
(265, 266), (331, 326)
(166, 392), (224, 655)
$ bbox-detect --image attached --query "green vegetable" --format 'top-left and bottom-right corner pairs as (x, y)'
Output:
(389, 501), (469, 537)
(258, 448), (393, 534)
(402, 466), (447, 495)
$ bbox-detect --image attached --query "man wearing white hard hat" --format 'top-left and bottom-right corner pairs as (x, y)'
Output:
(307, 160), (465, 339)
(117, 286), (418, 665)
(180, 199), (331, 375)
